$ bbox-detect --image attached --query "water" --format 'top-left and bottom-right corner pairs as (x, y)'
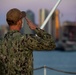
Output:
(33, 50), (76, 75)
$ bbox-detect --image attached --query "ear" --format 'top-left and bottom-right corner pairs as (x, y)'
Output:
(17, 19), (22, 25)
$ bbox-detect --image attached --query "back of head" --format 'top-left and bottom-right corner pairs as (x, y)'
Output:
(6, 8), (23, 26)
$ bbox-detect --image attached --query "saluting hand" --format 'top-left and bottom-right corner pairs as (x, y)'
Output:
(25, 17), (37, 30)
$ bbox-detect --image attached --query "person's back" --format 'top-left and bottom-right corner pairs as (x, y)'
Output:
(0, 30), (34, 75)
(0, 8), (56, 75)
(0, 29), (56, 75)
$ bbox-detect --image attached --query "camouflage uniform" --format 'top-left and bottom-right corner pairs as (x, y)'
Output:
(0, 28), (56, 75)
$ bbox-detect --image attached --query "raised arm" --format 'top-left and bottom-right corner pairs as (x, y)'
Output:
(24, 17), (56, 50)
(26, 28), (56, 51)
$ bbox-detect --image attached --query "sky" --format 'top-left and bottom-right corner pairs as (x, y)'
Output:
(0, 0), (76, 25)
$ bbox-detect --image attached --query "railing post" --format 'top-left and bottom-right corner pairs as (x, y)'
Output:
(44, 65), (46, 75)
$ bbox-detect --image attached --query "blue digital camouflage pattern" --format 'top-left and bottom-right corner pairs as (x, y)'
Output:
(0, 28), (56, 75)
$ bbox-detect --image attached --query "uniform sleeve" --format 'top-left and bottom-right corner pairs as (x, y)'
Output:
(25, 28), (56, 51)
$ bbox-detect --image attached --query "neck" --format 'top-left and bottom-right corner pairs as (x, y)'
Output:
(9, 25), (20, 31)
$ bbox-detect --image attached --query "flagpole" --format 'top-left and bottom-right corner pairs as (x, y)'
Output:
(40, 0), (62, 29)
